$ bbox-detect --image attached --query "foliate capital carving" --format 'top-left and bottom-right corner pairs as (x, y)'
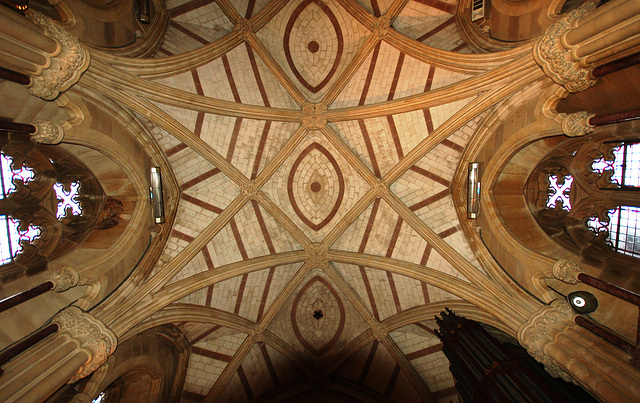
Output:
(52, 307), (117, 383)
(32, 119), (65, 144)
(517, 300), (577, 384)
(305, 243), (328, 268)
(533, 2), (597, 93)
(561, 111), (595, 137)
(234, 18), (252, 39)
(50, 266), (80, 292)
(26, 10), (90, 100)
(374, 15), (391, 38)
(552, 260), (584, 285)
(301, 102), (327, 129)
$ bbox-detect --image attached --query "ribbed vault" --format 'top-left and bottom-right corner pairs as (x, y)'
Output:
(83, 0), (547, 401)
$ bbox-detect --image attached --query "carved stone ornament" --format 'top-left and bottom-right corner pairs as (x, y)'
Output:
(50, 266), (80, 292)
(301, 102), (327, 129)
(305, 243), (328, 268)
(374, 15), (391, 38)
(561, 111), (595, 137)
(52, 307), (117, 383)
(533, 2), (597, 93)
(552, 259), (584, 285)
(241, 180), (259, 199)
(375, 180), (389, 197)
(517, 300), (577, 384)
(26, 10), (90, 101)
(234, 18), (252, 39)
(372, 326), (387, 342)
(32, 119), (65, 144)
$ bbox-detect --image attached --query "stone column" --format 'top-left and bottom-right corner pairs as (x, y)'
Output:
(517, 299), (640, 401)
(0, 7), (89, 100)
(0, 307), (117, 403)
(534, 0), (640, 92)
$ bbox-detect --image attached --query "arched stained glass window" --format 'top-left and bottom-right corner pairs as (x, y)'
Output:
(591, 141), (640, 188)
(547, 175), (574, 211)
(0, 215), (41, 265)
(588, 206), (640, 258)
(53, 182), (82, 219)
(1, 152), (35, 199)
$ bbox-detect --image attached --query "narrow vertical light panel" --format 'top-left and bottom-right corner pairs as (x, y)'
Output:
(150, 167), (164, 224)
(468, 162), (480, 219)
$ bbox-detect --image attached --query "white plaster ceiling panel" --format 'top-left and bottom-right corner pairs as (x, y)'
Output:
(328, 120), (377, 174)
(255, 0), (371, 102)
(246, 44), (300, 109)
(331, 200), (377, 252)
(394, 0), (455, 40)
(333, 340), (425, 401)
(261, 131), (371, 242)
(206, 264), (300, 321)
(182, 330), (248, 397)
(266, 269), (369, 360)
(152, 71), (198, 99)
(391, 325), (458, 401)
(174, 2), (233, 31)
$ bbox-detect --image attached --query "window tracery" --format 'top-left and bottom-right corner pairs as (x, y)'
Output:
(527, 134), (640, 267)
(0, 132), (106, 281)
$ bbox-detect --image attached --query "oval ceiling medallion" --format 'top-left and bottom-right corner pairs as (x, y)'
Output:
(288, 143), (345, 231)
(283, 0), (343, 93)
(291, 276), (345, 355)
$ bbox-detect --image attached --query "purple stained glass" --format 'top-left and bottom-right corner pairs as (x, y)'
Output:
(547, 175), (573, 211)
(0, 215), (42, 265)
(1, 153), (35, 199)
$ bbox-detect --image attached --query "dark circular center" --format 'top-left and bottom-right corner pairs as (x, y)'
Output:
(310, 181), (322, 192)
(307, 41), (320, 53)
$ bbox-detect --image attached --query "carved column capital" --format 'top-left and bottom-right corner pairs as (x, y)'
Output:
(561, 111), (595, 137)
(517, 300), (577, 384)
(32, 119), (65, 144)
(533, 2), (597, 93)
(26, 10), (90, 100)
(52, 307), (117, 383)
(552, 260), (584, 285)
(50, 266), (80, 292)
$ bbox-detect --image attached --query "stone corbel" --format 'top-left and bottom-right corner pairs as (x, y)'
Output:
(517, 299), (578, 384)
(52, 307), (117, 383)
(561, 111), (595, 137)
(552, 259), (584, 284)
(533, 2), (598, 93)
(26, 10), (90, 101)
(32, 119), (65, 144)
(50, 266), (80, 292)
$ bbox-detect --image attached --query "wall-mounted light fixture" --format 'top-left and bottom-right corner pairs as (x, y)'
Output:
(150, 167), (164, 224)
(137, 0), (151, 23)
(467, 162), (480, 219)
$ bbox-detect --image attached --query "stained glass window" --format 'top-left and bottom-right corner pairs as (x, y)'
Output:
(54, 182), (82, 219)
(1, 152), (35, 199)
(0, 215), (42, 265)
(588, 206), (640, 258)
(547, 175), (574, 211)
(591, 142), (640, 187)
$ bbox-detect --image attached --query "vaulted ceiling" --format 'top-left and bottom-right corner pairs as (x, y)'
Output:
(83, 0), (538, 400)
